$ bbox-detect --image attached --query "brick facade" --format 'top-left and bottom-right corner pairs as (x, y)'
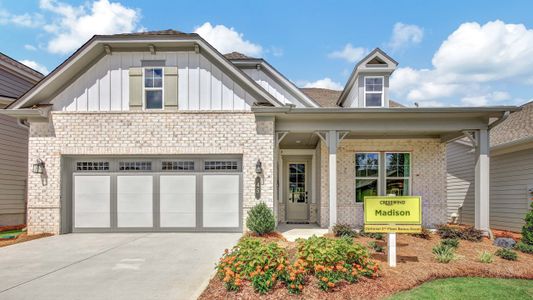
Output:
(27, 112), (274, 234)
(318, 138), (447, 228)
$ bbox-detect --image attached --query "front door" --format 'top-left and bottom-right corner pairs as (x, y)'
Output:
(286, 162), (309, 221)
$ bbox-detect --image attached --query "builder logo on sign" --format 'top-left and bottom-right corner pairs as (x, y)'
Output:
(364, 196), (422, 233)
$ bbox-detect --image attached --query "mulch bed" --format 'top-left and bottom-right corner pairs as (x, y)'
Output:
(0, 232), (52, 248)
(0, 224), (26, 232)
(199, 234), (533, 300)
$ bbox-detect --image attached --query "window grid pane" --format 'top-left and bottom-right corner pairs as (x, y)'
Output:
(162, 161), (195, 171)
(119, 161), (152, 171)
(204, 160), (238, 171)
(76, 161), (109, 171)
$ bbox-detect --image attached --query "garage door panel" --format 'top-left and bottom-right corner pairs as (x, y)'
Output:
(117, 175), (153, 228)
(160, 175), (196, 227)
(203, 175), (239, 228)
(74, 176), (111, 228)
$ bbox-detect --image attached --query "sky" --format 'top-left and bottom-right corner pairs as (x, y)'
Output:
(1, 0), (532, 107)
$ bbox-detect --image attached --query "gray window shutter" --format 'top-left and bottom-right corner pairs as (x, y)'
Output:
(164, 67), (178, 110)
(129, 67), (143, 110)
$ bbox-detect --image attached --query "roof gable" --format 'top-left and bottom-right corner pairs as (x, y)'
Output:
(7, 31), (282, 109)
(337, 48), (398, 106)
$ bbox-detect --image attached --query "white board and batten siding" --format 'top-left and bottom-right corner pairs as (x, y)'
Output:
(446, 142), (532, 232)
(242, 68), (307, 107)
(51, 52), (257, 112)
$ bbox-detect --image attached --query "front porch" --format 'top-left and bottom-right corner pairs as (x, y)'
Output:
(256, 106), (516, 232)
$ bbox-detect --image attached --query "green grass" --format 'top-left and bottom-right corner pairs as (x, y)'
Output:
(0, 229), (23, 239)
(388, 277), (533, 300)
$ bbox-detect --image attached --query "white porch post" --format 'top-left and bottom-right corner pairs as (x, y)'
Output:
(328, 130), (337, 228)
(474, 129), (490, 231)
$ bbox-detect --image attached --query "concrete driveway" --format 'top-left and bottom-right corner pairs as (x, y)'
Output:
(0, 233), (240, 300)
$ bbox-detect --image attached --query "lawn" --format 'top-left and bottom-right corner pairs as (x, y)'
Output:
(388, 277), (533, 300)
(0, 229), (23, 239)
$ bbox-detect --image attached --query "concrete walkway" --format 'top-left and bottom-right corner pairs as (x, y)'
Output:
(0, 233), (240, 300)
(277, 224), (328, 242)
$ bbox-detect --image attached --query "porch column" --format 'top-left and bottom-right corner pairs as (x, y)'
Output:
(328, 130), (337, 228)
(474, 129), (490, 231)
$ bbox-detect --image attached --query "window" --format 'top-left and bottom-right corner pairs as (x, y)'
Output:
(354, 152), (411, 202)
(355, 153), (379, 202)
(119, 161), (152, 171)
(162, 161), (195, 171)
(385, 153), (410, 197)
(364, 76), (384, 107)
(76, 161), (109, 171)
(204, 160), (238, 171)
(144, 68), (163, 109)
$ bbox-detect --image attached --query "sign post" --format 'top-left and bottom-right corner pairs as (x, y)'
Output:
(363, 196), (422, 267)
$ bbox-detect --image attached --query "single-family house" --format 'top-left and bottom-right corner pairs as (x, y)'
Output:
(447, 101), (533, 232)
(0, 52), (43, 226)
(1, 30), (517, 235)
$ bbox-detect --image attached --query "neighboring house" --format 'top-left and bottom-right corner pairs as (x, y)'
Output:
(2, 30), (516, 235)
(0, 52), (43, 225)
(447, 101), (533, 232)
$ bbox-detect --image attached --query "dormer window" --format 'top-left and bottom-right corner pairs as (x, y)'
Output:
(144, 67), (163, 109)
(364, 76), (384, 107)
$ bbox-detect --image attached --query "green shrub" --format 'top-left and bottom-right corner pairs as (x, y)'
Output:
(216, 237), (288, 292)
(332, 224), (358, 238)
(441, 238), (459, 249)
(246, 202), (276, 235)
(410, 227), (432, 239)
(495, 248), (518, 261)
(521, 202), (533, 245)
(360, 229), (384, 240)
(432, 244), (456, 263)
(368, 241), (384, 253)
(479, 250), (493, 263)
(515, 241), (533, 254)
(297, 236), (379, 291)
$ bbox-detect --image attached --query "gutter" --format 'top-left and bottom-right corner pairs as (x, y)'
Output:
(252, 105), (520, 115)
(488, 110), (511, 130)
(0, 105), (52, 121)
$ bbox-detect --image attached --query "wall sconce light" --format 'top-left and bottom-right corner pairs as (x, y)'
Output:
(32, 159), (45, 174)
(255, 159), (263, 175)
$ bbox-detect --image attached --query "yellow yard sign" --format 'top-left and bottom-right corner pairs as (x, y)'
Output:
(364, 196), (422, 225)
(364, 224), (422, 233)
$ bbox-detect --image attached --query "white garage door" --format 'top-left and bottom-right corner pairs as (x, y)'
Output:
(71, 158), (241, 232)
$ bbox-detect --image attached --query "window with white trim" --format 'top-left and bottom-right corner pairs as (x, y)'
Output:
(364, 76), (384, 107)
(144, 68), (163, 109)
(354, 152), (411, 202)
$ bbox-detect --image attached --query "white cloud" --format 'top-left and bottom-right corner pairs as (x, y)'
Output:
(328, 44), (367, 63)
(20, 60), (49, 74)
(461, 91), (510, 106)
(194, 22), (262, 57)
(0, 9), (44, 27)
(24, 44), (37, 51)
(301, 78), (343, 90)
(39, 0), (142, 54)
(390, 20), (533, 107)
(388, 22), (424, 50)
